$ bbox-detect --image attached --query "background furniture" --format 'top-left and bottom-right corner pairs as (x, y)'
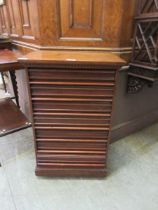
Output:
(0, 97), (29, 136)
(128, 0), (158, 93)
(19, 50), (125, 177)
(0, 49), (30, 136)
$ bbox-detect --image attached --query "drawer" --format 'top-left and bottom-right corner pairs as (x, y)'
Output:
(37, 141), (107, 151)
(29, 69), (115, 88)
(37, 162), (105, 169)
(33, 112), (111, 130)
(34, 123), (110, 131)
(32, 101), (112, 113)
(29, 69), (115, 82)
(33, 114), (111, 131)
(34, 115), (111, 124)
(30, 85), (114, 98)
(35, 128), (109, 139)
(37, 153), (106, 164)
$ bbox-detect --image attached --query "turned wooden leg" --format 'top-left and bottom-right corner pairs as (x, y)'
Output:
(9, 70), (20, 108)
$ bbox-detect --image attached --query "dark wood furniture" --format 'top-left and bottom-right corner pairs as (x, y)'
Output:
(0, 98), (30, 136)
(0, 38), (14, 94)
(0, 49), (30, 136)
(0, 49), (21, 106)
(128, 0), (158, 93)
(19, 50), (125, 177)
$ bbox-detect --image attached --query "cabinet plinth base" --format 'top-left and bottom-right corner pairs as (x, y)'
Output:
(35, 167), (107, 178)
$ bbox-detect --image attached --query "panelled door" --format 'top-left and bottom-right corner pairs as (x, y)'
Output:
(40, 0), (122, 48)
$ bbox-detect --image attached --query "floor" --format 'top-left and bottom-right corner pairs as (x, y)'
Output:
(0, 124), (158, 210)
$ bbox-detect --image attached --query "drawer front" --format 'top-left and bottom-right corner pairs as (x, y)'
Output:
(33, 101), (112, 113)
(31, 85), (114, 99)
(35, 129), (109, 139)
(28, 66), (116, 172)
(29, 69), (115, 82)
(37, 153), (106, 168)
(37, 141), (107, 151)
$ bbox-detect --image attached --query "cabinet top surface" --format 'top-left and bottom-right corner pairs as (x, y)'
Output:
(18, 50), (126, 66)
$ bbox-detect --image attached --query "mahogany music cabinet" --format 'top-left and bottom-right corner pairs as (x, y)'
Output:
(19, 50), (125, 177)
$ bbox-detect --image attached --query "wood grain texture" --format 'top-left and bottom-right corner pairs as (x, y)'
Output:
(38, 0), (136, 49)
(0, 0), (136, 60)
(20, 50), (125, 177)
(59, 0), (104, 39)
(18, 50), (126, 65)
(0, 2), (10, 36)
(19, 0), (38, 39)
(7, 0), (22, 38)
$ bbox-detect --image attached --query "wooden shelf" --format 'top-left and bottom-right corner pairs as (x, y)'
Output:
(0, 98), (31, 137)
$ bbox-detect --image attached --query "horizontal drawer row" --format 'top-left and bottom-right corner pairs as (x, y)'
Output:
(37, 162), (105, 169)
(37, 152), (106, 169)
(36, 138), (108, 143)
(33, 116), (111, 125)
(33, 112), (111, 134)
(35, 129), (109, 139)
(37, 141), (107, 151)
(33, 112), (111, 117)
(32, 97), (113, 103)
(29, 69), (116, 82)
(34, 126), (110, 131)
(30, 85), (114, 98)
(30, 83), (114, 104)
(29, 81), (115, 87)
(32, 101), (112, 113)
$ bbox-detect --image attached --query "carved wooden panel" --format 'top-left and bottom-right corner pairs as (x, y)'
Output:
(37, 0), (136, 50)
(59, 0), (105, 41)
(18, 0), (39, 41)
(0, 0), (136, 52)
(7, 0), (22, 37)
(0, 4), (10, 35)
(19, 0), (33, 38)
(0, 6), (6, 34)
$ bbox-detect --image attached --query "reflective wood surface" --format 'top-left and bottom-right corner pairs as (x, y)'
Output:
(18, 50), (126, 65)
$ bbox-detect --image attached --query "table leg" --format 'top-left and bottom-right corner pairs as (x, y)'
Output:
(0, 72), (7, 93)
(9, 70), (20, 108)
